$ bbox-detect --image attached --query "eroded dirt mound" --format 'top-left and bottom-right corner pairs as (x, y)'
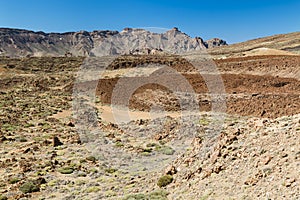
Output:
(107, 54), (196, 72)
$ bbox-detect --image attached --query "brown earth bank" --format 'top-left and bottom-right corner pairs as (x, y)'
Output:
(215, 55), (300, 79)
(107, 54), (300, 79)
(1, 55), (299, 119)
(96, 73), (300, 118)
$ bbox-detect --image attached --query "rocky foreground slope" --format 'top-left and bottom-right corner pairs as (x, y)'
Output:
(0, 27), (226, 57)
(0, 54), (299, 199)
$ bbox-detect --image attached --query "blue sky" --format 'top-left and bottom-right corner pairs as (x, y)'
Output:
(1, 0), (299, 44)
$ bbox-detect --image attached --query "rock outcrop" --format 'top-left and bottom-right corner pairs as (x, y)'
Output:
(205, 38), (227, 48)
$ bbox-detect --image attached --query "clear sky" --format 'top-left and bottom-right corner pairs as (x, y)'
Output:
(1, 0), (300, 44)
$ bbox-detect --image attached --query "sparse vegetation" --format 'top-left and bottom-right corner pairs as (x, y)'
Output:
(123, 190), (168, 200)
(123, 193), (146, 200)
(156, 145), (175, 155)
(148, 190), (169, 199)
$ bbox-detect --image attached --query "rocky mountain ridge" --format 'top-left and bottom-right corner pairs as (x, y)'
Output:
(0, 27), (227, 57)
(209, 31), (300, 58)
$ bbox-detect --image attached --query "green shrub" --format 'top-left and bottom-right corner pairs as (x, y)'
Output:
(199, 118), (210, 126)
(149, 189), (168, 199)
(19, 181), (39, 194)
(157, 146), (175, 155)
(86, 156), (96, 162)
(115, 141), (124, 147)
(25, 123), (34, 128)
(58, 167), (74, 174)
(0, 195), (8, 200)
(16, 136), (27, 142)
(104, 168), (117, 174)
(123, 193), (146, 200)
(157, 175), (173, 187)
(146, 143), (159, 148)
(89, 168), (98, 174)
(2, 124), (17, 132)
(141, 152), (151, 156)
(86, 186), (100, 193)
(9, 177), (20, 184)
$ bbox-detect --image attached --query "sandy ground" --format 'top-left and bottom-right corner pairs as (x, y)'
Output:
(236, 47), (298, 57)
(97, 105), (201, 123)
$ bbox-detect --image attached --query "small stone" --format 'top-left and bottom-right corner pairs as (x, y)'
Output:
(244, 177), (258, 186)
(165, 165), (177, 175)
(42, 139), (51, 146)
(285, 178), (296, 187)
(53, 136), (63, 147)
(33, 177), (46, 185)
(67, 121), (75, 127)
(213, 163), (224, 174)
(0, 136), (7, 142)
(262, 156), (272, 165)
(281, 153), (288, 158)
(23, 148), (31, 154)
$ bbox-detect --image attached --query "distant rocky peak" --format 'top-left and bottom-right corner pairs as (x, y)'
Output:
(121, 27), (133, 33)
(205, 38), (227, 48)
(0, 27), (227, 57)
(166, 27), (180, 33)
(121, 27), (147, 34)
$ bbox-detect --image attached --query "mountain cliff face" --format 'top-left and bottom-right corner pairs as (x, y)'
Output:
(0, 27), (227, 57)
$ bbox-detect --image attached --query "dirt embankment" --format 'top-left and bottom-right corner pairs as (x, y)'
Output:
(96, 54), (300, 119)
(215, 55), (300, 79)
(97, 73), (300, 118)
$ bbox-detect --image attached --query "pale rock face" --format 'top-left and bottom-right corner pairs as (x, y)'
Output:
(0, 27), (227, 57)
